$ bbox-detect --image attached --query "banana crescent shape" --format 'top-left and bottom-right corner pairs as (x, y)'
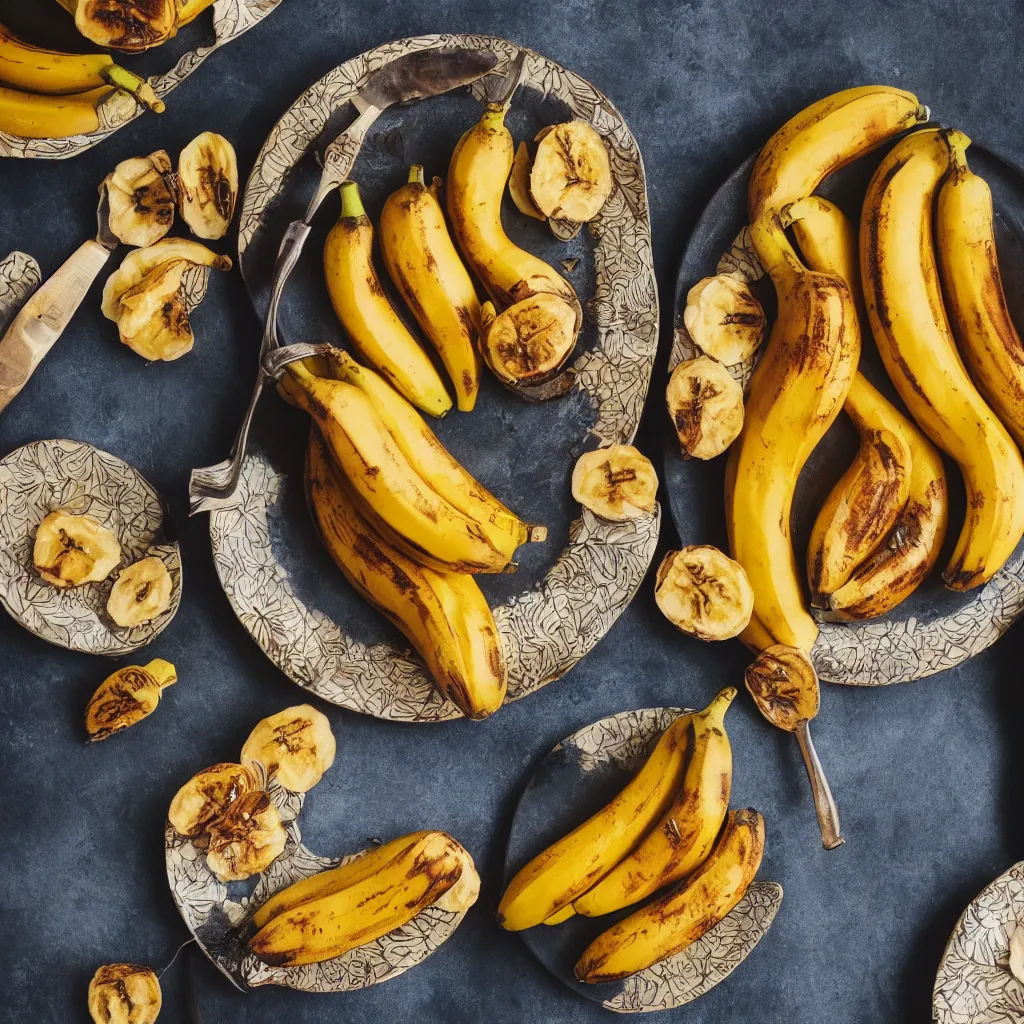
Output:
(860, 127), (1024, 591)
(0, 83), (115, 139)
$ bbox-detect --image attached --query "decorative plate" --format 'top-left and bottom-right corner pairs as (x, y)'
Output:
(208, 35), (660, 722)
(0, 0), (285, 160)
(504, 706), (782, 1013)
(0, 439), (182, 655)
(663, 141), (1024, 686)
(165, 766), (470, 993)
(933, 860), (1024, 1024)
(0, 251), (41, 330)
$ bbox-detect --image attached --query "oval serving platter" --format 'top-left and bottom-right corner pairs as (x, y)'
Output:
(208, 35), (660, 722)
(663, 139), (1024, 686)
(504, 706), (782, 1014)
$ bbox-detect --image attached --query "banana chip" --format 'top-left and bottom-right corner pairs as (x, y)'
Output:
(666, 355), (744, 460)
(744, 644), (819, 731)
(85, 658), (176, 742)
(683, 275), (766, 365)
(205, 791), (287, 882)
(107, 555), (173, 628)
(480, 293), (577, 386)
(105, 150), (175, 248)
(509, 141), (545, 220)
(177, 131), (239, 240)
(88, 963), (161, 1024)
(168, 762), (259, 839)
(654, 545), (754, 641)
(33, 510), (121, 589)
(571, 445), (658, 521)
(529, 121), (612, 222)
(240, 705), (336, 794)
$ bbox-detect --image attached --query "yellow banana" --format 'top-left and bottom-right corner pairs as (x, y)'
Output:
(305, 429), (507, 718)
(324, 182), (451, 417)
(574, 688), (735, 918)
(0, 84), (115, 139)
(380, 165), (482, 412)
(178, 0), (218, 25)
(725, 221), (860, 652)
(861, 127), (1024, 590)
(575, 808), (765, 984)
(497, 712), (694, 931)
(937, 130), (1024, 451)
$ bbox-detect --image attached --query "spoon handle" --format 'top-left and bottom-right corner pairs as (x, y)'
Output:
(795, 719), (844, 850)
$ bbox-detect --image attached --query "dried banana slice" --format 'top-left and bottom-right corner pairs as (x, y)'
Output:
(85, 658), (177, 742)
(75, 0), (178, 52)
(88, 963), (161, 1024)
(33, 510), (121, 589)
(744, 644), (819, 730)
(509, 141), (545, 220)
(683, 275), (766, 365)
(104, 150), (175, 248)
(666, 355), (744, 460)
(240, 705), (336, 794)
(480, 293), (577, 386)
(106, 556), (173, 628)
(654, 545), (754, 641)
(168, 762), (259, 839)
(529, 121), (612, 222)
(571, 445), (658, 521)
(205, 791), (287, 882)
(177, 132), (239, 240)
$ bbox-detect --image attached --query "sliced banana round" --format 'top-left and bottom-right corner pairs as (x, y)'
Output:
(116, 260), (195, 361)
(240, 705), (336, 794)
(177, 131), (239, 240)
(571, 445), (658, 521)
(529, 121), (612, 222)
(509, 141), (545, 220)
(480, 293), (578, 386)
(104, 150), (175, 248)
(744, 644), (819, 731)
(205, 791), (288, 882)
(168, 762), (259, 839)
(665, 355), (744, 460)
(75, 0), (178, 52)
(654, 545), (754, 641)
(33, 510), (121, 589)
(88, 963), (161, 1024)
(85, 658), (177, 741)
(106, 555), (173, 628)
(683, 275), (766, 365)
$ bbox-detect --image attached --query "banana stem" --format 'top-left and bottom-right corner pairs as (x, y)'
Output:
(943, 128), (971, 178)
(100, 65), (165, 113)
(339, 181), (366, 220)
(53, 0), (77, 14)
(408, 164), (426, 186)
(795, 719), (844, 850)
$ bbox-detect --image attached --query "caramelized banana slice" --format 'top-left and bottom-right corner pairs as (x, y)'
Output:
(205, 791), (287, 882)
(509, 141), (545, 220)
(115, 260), (195, 361)
(655, 545), (754, 641)
(480, 293), (577, 386)
(105, 150), (175, 248)
(666, 355), (744, 460)
(177, 132), (239, 240)
(744, 644), (819, 730)
(168, 762), (259, 839)
(33, 510), (121, 589)
(106, 556), (172, 628)
(529, 121), (612, 222)
(75, 0), (178, 52)
(88, 963), (161, 1024)
(571, 445), (658, 521)
(85, 658), (177, 742)
(683, 275), (766, 365)
(240, 705), (336, 794)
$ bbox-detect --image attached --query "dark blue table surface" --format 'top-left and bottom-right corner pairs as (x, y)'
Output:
(1, 2), (1022, 1022)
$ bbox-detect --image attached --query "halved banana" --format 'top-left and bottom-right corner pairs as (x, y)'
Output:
(106, 555), (172, 628)
(168, 762), (259, 839)
(683, 275), (766, 365)
(85, 658), (177, 742)
(104, 150), (175, 248)
(205, 791), (288, 882)
(480, 293), (578, 386)
(240, 705), (336, 794)
(744, 644), (819, 730)
(571, 445), (658, 521)
(177, 131), (239, 240)
(665, 355), (744, 460)
(75, 0), (178, 52)
(654, 545), (754, 641)
(33, 510), (121, 589)
(510, 141), (545, 220)
(88, 963), (161, 1024)
(529, 121), (612, 222)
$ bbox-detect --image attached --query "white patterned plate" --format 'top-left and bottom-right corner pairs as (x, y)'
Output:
(0, 251), (41, 330)
(506, 707), (783, 1013)
(0, 0), (285, 160)
(209, 35), (660, 722)
(0, 439), (182, 655)
(933, 860), (1024, 1024)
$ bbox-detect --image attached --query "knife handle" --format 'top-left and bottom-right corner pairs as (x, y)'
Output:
(0, 238), (111, 414)
(304, 105), (381, 221)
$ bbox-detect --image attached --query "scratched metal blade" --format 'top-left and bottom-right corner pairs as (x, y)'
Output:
(358, 47), (498, 110)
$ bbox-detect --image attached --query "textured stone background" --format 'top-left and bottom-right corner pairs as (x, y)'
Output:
(0, 1), (1022, 1022)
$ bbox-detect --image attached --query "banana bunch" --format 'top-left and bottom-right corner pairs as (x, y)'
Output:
(54, 0), (216, 52)
(0, 22), (163, 140)
(248, 830), (479, 967)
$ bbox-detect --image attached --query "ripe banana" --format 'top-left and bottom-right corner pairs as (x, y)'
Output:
(0, 83), (115, 140)
(724, 221), (859, 652)
(380, 165), (482, 412)
(861, 127), (1024, 590)
(574, 688), (735, 917)
(575, 808), (765, 984)
(324, 181), (451, 417)
(937, 130), (1024, 451)
(305, 429), (507, 718)
(497, 711), (694, 931)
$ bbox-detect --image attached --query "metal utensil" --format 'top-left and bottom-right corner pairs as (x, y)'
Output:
(0, 185), (117, 414)
(188, 47), (500, 515)
(745, 644), (844, 850)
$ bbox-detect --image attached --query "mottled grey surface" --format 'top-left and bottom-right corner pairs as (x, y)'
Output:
(0, 2), (1022, 1022)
